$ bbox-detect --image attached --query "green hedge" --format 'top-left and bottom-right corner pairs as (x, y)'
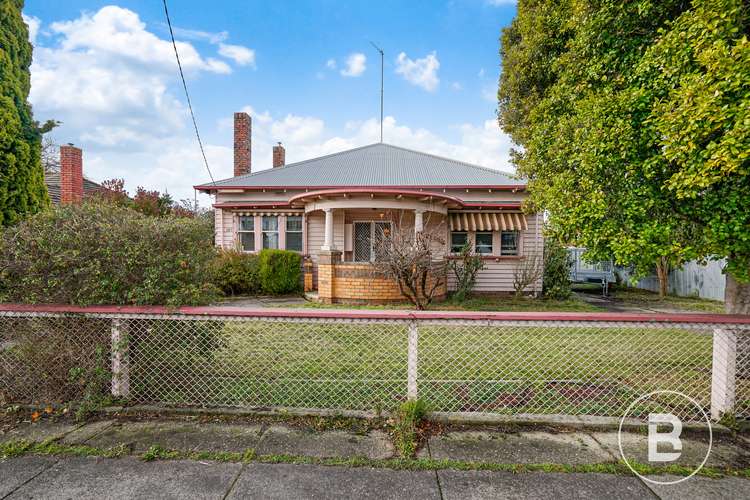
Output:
(210, 250), (260, 296)
(258, 249), (302, 294)
(0, 201), (219, 306)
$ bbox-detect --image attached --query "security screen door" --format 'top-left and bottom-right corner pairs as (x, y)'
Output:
(353, 221), (391, 262)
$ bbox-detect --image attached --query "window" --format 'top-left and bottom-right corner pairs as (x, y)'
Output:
(262, 216), (279, 249)
(286, 215), (303, 252)
(501, 231), (519, 256)
(475, 232), (493, 254)
(238, 215), (254, 252)
(451, 232), (468, 253)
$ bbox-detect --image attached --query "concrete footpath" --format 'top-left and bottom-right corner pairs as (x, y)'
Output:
(1, 418), (749, 499)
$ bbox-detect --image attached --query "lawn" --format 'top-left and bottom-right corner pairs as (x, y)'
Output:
(125, 317), (721, 421)
(611, 287), (725, 313)
(294, 294), (602, 312)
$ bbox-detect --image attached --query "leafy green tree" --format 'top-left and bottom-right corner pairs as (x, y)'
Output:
(499, 0), (748, 311)
(634, 1), (750, 312)
(0, 0), (49, 226)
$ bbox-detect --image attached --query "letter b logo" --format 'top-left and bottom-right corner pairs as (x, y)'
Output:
(648, 413), (683, 462)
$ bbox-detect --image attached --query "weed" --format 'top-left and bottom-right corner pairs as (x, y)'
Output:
(391, 399), (428, 458)
(142, 445), (180, 462)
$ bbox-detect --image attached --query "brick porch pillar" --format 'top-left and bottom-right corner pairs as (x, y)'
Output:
(317, 250), (341, 304)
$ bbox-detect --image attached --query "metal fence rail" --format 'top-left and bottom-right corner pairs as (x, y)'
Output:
(1, 305), (749, 422)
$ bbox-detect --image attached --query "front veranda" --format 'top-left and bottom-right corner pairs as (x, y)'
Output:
(292, 189), (457, 304)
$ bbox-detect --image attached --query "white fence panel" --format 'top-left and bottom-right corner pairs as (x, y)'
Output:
(619, 259), (726, 302)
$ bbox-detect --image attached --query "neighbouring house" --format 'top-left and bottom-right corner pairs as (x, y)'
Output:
(44, 144), (104, 204)
(195, 112), (543, 303)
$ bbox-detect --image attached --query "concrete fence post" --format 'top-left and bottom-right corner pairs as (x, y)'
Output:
(407, 321), (419, 400)
(111, 318), (130, 398)
(711, 328), (737, 420)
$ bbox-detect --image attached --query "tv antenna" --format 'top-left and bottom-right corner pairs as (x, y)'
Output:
(370, 41), (384, 143)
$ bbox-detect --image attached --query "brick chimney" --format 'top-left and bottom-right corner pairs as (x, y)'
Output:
(272, 142), (285, 168)
(233, 112), (251, 177)
(60, 144), (83, 204)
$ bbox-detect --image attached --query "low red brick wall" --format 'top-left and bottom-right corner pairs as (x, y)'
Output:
(317, 254), (446, 304)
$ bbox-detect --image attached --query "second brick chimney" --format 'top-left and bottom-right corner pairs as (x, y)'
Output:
(273, 142), (285, 168)
(233, 112), (251, 177)
(60, 144), (83, 204)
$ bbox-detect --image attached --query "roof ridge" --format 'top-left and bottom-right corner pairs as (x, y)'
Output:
(220, 143), (382, 185)
(378, 143), (519, 178)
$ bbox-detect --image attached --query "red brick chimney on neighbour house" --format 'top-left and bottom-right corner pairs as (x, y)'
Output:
(273, 142), (285, 168)
(233, 112), (251, 177)
(60, 144), (83, 204)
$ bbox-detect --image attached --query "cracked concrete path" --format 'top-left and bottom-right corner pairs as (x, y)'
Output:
(2, 418), (749, 499)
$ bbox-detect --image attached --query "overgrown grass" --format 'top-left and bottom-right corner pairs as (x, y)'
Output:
(295, 294), (601, 312)
(391, 399), (428, 458)
(2, 439), (747, 479)
(126, 319), (716, 418)
(612, 288), (725, 313)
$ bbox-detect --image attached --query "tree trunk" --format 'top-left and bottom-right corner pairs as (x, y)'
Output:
(725, 272), (750, 314)
(655, 257), (669, 298)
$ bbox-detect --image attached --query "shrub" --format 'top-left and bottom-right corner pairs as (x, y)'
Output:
(258, 249), (302, 295)
(448, 242), (484, 301)
(210, 250), (260, 296)
(543, 238), (573, 300)
(0, 201), (219, 306)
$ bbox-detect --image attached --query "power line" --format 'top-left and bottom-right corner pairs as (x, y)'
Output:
(162, 0), (215, 185)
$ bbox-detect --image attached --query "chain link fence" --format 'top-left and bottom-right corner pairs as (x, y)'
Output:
(1, 306), (748, 422)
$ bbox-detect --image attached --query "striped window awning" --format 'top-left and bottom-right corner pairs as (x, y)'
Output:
(449, 212), (527, 231)
(235, 211), (303, 217)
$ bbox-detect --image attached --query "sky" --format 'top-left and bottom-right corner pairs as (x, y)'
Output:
(23, 0), (518, 205)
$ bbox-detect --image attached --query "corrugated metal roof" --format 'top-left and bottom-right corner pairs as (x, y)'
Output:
(44, 172), (104, 204)
(198, 143), (523, 189)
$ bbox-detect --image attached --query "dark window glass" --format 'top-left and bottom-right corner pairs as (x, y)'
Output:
(475, 232), (493, 254)
(501, 231), (519, 256)
(451, 232), (468, 253)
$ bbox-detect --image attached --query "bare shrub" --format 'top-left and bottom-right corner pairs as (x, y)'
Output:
(370, 212), (447, 310)
(513, 254), (543, 297)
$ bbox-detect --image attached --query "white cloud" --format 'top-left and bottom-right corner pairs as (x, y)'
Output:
(395, 51), (440, 92)
(478, 68), (485, 78)
(169, 26), (228, 44)
(218, 43), (256, 67)
(22, 14), (40, 44)
(340, 52), (366, 77)
(225, 107), (515, 180)
(26, 6), (247, 205)
(326, 58), (336, 69)
(49, 6), (230, 74)
(451, 82), (463, 91)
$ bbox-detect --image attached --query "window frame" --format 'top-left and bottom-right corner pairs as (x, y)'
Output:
(237, 215), (255, 252)
(262, 215), (279, 250)
(285, 214), (303, 252)
(474, 231), (493, 255)
(500, 230), (520, 256)
(450, 231), (468, 254)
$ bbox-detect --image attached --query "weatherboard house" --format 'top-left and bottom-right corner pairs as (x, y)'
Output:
(196, 112), (543, 303)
